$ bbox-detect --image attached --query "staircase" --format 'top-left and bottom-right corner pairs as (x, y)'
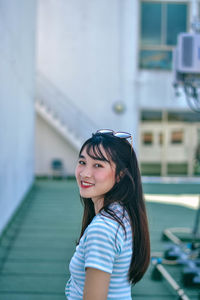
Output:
(35, 72), (98, 150)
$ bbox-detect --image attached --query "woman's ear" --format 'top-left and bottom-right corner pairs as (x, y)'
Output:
(116, 169), (126, 183)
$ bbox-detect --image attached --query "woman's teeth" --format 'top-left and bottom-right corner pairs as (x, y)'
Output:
(82, 181), (94, 186)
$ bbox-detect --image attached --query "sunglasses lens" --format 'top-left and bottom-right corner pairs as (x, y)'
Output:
(115, 132), (131, 139)
(97, 129), (114, 134)
(96, 130), (132, 142)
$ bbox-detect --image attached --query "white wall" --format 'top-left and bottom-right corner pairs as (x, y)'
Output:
(37, 0), (139, 147)
(36, 0), (197, 176)
(35, 114), (78, 176)
(137, 70), (189, 110)
(0, 0), (36, 234)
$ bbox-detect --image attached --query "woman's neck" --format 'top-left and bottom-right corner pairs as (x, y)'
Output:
(92, 197), (104, 215)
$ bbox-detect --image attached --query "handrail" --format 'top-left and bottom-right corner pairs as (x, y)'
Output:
(36, 72), (98, 143)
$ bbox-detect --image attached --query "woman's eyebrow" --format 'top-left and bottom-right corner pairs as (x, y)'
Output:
(79, 153), (110, 163)
(91, 157), (110, 163)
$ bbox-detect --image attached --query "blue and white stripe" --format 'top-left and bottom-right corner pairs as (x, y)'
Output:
(65, 202), (133, 299)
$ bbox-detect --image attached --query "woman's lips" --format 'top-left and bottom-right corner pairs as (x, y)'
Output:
(80, 181), (95, 188)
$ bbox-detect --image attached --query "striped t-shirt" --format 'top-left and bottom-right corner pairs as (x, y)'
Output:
(65, 202), (133, 299)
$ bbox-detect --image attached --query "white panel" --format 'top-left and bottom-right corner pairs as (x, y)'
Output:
(0, 0), (36, 234)
(36, 0), (139, 147)
(35, 114), (78, 176)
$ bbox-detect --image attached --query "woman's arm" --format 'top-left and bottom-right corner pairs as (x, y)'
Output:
(83, 267), (111, 300)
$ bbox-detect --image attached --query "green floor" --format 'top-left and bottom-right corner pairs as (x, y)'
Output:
(0, 179), (199, 299)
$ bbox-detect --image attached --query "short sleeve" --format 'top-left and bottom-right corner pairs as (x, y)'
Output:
(84, 215), (124, 274)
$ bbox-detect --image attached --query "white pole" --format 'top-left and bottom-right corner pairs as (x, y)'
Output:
(161, 111), (168, 177)
(190, 0), (200, 33)
(156, 264), (190, 300)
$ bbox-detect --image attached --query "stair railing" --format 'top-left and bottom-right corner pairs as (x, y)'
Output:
(36, 72), (98, 144)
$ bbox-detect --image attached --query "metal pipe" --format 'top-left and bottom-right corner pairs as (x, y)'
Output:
(152, 261), (190, 300)
(163, 228), (182, 245)
(192, 195), (200, 236)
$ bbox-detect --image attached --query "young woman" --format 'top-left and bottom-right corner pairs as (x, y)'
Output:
(65, 129), (150, 300)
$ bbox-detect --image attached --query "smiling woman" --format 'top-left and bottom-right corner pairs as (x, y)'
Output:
(65, 130), (150, 300)
(76, 146), (116, 214)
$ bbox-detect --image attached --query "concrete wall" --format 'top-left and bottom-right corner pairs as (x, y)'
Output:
(37, 0), (139, 146)
(137, 70), (189, 110)
(36, 0), (190, 141)
(36, 0), (195, 176)
(35, 114), (78, 176)
(0, 0), (36, 234)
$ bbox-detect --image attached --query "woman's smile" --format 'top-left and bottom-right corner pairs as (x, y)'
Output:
(80, 180), (95, 188)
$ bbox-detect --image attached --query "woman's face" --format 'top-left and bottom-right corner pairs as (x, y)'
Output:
(75, 145), (116, 204)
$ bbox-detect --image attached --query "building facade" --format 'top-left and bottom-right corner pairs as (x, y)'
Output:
(35, 0), (200, 176)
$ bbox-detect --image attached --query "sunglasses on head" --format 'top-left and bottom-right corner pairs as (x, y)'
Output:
(96, 129), (133, 146)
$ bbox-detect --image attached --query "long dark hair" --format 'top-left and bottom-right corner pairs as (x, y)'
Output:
(77, 132), (150, 285)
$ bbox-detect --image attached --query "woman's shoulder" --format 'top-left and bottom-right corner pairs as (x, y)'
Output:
(88, 202), (129, 234)
(101, 202), (130, 223)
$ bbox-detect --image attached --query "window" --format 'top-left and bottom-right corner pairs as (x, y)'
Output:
(141, 110), (162, 121)
(139, 1), (188, 70)
(171, 130), (183, 144)
(142, 132), (154, 145)
(168, 111), (200, 122)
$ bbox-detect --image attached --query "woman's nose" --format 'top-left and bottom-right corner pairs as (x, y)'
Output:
(80, 167), (92, 178)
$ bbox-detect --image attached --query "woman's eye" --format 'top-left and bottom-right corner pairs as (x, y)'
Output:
(78, 160), (85, 165)
(95, 163), (102, 168)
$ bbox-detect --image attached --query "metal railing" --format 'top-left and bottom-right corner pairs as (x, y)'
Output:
(36, 72), (98, 144)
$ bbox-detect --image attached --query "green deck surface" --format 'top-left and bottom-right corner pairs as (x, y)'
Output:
(0, 179), (199, 299)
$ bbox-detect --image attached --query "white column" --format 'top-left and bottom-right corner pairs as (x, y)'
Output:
(189, 0), (200, 32)
(119, 0), (140, 151)
(161, 111), (168, 177)
(188, 124), (195, 176)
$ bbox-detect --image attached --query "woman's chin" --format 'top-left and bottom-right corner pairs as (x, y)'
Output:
(79, 190), (93, 198)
